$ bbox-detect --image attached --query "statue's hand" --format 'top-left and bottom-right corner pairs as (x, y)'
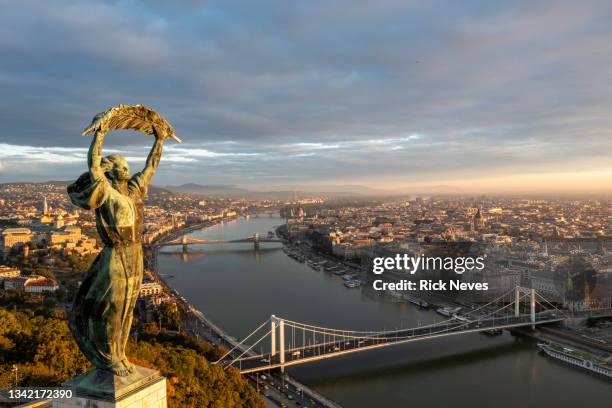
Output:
(152, 125), (168, 141)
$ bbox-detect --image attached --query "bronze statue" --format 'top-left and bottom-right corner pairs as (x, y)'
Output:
(67, 105), (179, 376)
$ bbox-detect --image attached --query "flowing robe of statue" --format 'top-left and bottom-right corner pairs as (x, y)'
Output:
(65, 104), (178, 377)
(67, 171), (147, 375)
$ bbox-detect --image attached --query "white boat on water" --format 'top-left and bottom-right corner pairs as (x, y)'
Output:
(404, 295), (429, 309)
(453, 314), (472, 323)
(538, 342), (612, 379)
(436, 306), (462, 317)
(344, 280), (361, 288)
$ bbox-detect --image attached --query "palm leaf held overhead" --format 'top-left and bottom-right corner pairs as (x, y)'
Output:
(81, 104), (182, 143)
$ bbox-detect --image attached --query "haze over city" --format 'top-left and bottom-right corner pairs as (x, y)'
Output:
(1, 0), (611, 193)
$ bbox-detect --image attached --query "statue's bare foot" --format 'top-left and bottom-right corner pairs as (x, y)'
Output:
(121, 358), (135, 374)
(111, 360), (134, 377)
(111, 363), (130, 377)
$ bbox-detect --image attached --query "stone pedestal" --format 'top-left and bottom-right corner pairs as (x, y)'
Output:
(53, 365), (166, 408)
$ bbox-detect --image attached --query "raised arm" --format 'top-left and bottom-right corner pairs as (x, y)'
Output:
(88, 131), (106, 180)
(141, 129), (165, 185)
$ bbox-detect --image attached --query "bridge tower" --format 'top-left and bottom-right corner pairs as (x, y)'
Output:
(531, 288), (536, 330)
(253, 233), (260, 250)
(270, 315), (286, 371)
(271, 315), (277, 358)
(279, 318), (285, 372)
(515, 286), (520, 317)
(182, 235), (188, 253)
(515, 286), (537, 329)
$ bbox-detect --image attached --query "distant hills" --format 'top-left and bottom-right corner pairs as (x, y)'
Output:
(164, 183), (250, 196)
(0, 180), (173, 195)
(161, 183), (398, 198)
(0, 180), (399, 197)
(2, 180), (607, 198)
(297, 185), (392, 195)
(2, 180), (463, 198)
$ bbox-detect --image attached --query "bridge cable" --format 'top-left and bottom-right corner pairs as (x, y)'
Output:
(534, 292), (570, 318)
(233, 293), (547, 366)
(277, 287), (518, 336)
(223, 328), (273, 370)
(213, 317), (271, 365)
(278, 298), (528, 349)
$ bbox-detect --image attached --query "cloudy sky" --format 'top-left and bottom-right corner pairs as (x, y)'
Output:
(0, 0), (611, 193)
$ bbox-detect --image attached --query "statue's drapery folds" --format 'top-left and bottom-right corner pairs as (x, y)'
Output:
(66, 104), (176, 377)
(67, 172), (147, 375)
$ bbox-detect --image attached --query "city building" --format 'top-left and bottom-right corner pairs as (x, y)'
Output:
(140, 281), (163, 297)
(49, 226), (82, 245)
(3, 275), (58, 292)
(0, 265), (21, 281)
(1, 228), (32, 250)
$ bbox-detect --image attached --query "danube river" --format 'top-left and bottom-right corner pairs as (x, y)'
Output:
(157, 216), (610, 408)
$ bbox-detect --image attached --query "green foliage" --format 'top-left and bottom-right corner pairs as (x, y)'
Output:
(157, 302), (181, 331)
(0, 308), (91, 386)
(128, 334), (264, 408)
(0, 290), (55, 317)
(53, 252), (97, 273)
(0, 307), (263, 407)
(33, 267), (56, 281)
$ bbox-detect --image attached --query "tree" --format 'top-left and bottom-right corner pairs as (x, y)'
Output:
(33, 268), (56, 281)
(157, 302), (181, 331)
(0, 306), (264, 407)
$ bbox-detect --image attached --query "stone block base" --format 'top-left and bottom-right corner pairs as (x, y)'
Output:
(53, 365), (166, 408)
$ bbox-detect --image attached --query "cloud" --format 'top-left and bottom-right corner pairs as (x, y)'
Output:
(0, 144), (87, 163)
(0, 0), (611, 191)
(166, 146), (261, 158)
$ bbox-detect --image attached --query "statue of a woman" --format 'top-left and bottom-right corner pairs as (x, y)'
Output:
(67, 127), (165, 376)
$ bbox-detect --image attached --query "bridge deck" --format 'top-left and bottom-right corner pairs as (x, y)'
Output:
(233, 316), (563, 374)
(160, 238), (283, 245)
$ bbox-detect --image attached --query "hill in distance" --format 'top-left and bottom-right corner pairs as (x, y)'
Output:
(1, 180), (393, 198)
(162, 183), (397, 198)
(0, 180), (173, 195)
(164, 183), (250, 196)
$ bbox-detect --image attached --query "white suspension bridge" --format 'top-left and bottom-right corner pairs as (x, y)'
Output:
(213, 286), (610, 374)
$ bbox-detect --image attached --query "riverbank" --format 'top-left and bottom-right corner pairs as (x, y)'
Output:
(148, 217), (342, 408)
(153, 215), (611, 407)
(277, 228), (612, 386)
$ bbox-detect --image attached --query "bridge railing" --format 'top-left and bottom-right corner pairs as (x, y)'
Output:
(221, 287), (577, 372)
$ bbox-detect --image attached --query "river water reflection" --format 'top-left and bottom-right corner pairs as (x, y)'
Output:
(157, 216), (610, 407)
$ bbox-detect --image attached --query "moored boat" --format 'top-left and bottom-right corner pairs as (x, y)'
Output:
(436, 306), (461, 317)
(344, 280), (361, 288)
(538, 342), (612, 379)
